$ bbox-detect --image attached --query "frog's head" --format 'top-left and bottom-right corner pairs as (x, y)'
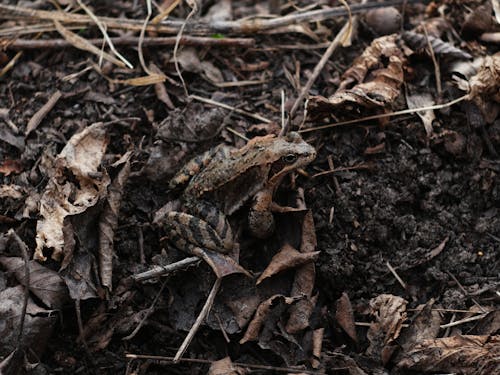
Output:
(267, 132), (316, 182)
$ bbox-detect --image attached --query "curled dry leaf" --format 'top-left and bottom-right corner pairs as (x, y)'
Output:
(208, 356), (247, 375)
(98, 153), (131, 291)
(256, 243), (319, 285)
(335, 292), (357, 343)
(468, 52), (500, 123)
(396, 335), (500, 374)
(366, 294), (408, 363)
(308, 34), (405, 119)
(286, 208), (318, 333)
(406, 91), (436, 137)
(0, 257), (70, 309)
(402, 31), (472, 60)
(190, 246), (251, 279)
(240, 295), (296, 344)
(35, 123), (110, 262)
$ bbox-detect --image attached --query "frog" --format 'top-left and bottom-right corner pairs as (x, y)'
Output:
(165, 132), (316, 255)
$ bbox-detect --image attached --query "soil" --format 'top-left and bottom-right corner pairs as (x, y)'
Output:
(0, 1), (498, 374)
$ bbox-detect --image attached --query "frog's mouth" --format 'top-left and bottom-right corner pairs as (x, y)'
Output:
(268, 150), (316, 184)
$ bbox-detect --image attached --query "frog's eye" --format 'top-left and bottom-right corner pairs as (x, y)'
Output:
(282, 154), (298, 163)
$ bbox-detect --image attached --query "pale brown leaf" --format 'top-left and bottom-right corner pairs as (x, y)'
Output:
(256, 243), (319, 285)
(208, 356), (247, 375)
(396, 335), (500, 374)
(336, 292), (357, 343)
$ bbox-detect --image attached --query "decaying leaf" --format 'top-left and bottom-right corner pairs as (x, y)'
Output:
(406, 91), (436, 137)
(286, 208), (318, 334)
(0, 286), (56, 358)
(397, 299), (441, 353)
(240, 295), (296, 344)
(208, 356), (247, 375)
(468, 52), (500, 123)
(402, 31), (472, 60)
(335, 292), (357, 343)
(366, 294), (408, 363)
(256, 243), (319, 285)
(0, 257), (70, 309)
(98, 153), (131, 291)
(0, 159), (23, 176)
(396, 335), (500, 374)
(190, 246), (251, 279)
(226, 294), (261, 330)
(308, 34), (406, 119)
(34, 123), (110, 262)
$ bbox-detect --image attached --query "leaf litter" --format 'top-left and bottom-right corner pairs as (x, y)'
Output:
(0, 1), (498, 374)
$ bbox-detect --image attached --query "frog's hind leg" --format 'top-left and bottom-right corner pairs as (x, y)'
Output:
(165, 211), (231, 254)
(188, 201), (234, 252)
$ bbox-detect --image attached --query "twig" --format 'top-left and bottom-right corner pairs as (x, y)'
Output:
(284, 1), (354, 134)
(174, 277), (222, 362)
(300, 94), (470, 133)
(132, 257), (200, 282)
(190, 94), (271, 124)
(122, 281), (167, 341)
(386, 261), (407, 289)
(439, 312), (490, 329)
(126, 354), (326, 374)
(0, 1), (421, 36)
(312, 163), (371, 178)
(26, 90), (62, 136)
(3, 36), (256, 49)
(423, 25), (442, 96)
(8, 230), (30, 351)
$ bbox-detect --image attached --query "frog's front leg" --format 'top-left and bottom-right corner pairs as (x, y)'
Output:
(165, 200), (234, 254)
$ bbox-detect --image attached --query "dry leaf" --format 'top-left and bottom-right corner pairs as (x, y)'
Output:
(98, 153), (131, 291)
(0, 159), (23, 176)
(208, 356), (247, 375)
(308, 34), (405, 118)
(256, 243), (319, 285)
(190, 246), (251, 279)
(35, 123), (110, 261)
(366, 294), (408, 363)
(0, 257), (70, 309)
(468, 52), (500, 123)
(335, 292), (357, 343)
(240, 295), (295, 344)
(396, 335), (500, 374)
(406, 92), (436, 137)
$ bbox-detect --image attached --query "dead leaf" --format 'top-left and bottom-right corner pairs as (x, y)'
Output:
(35, 122), (110, 262)
(335, 292), (357, 343)
(0, 184), (24, 199)
(190, 246), (251, 279)
(468, 52), (500, 123)
(406, 91), (436, 137)
(366, 294), (408, 363)
(226, 295), (261, 330)
(256, 243), (319, 285)
(98, 153), (131, 291)
(240, 295), (296, 344)
(308, 34), (405, 119)
(0, 286), (56, 358)
(396, 335), (500, 374)
(0, 257), (70, 309)
(208, 356), (247, 375)
(311, 328), (324, 369)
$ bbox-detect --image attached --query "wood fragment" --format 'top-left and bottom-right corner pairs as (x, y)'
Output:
(25, 90), (62, 136)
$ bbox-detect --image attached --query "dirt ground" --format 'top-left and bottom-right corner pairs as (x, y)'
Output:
(0, 1), (499, 374)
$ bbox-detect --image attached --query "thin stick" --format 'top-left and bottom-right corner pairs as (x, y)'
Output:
(439, 312), (490, 329)
(173, 277), (222, 362)
(386, 261), (407, 289)
(284, 4), (354, 134)
(299, 94), (469, 133)
(190, 94), (271, 123)
(174, 2), (198, 96)
(26, 90), (62, 136)
(0, 1), (420, 36)
(8, 230), (30, 350)
(132, 257), (200, 282)
(3, 36), (256, 49)
(312, 163), (371, 178)
(423, 25), (441, 96)
(126, 354), (327, 374)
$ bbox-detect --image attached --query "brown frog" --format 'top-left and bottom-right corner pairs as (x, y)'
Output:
(165, 132), (316, 254)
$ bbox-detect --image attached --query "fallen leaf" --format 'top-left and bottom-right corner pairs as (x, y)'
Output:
(406, 91), (436, 137)
(396, 335), (500, 374)
(366, 294), (408, 363)
(0, 159), (23, 176)
(0, 257), (70, 309)
(468, 52), (500, 123)
(208, 356), (247, 375)
(256, 243), (319, 285)
(34, 123), (110, 262)
(335, 292), (358, 343)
